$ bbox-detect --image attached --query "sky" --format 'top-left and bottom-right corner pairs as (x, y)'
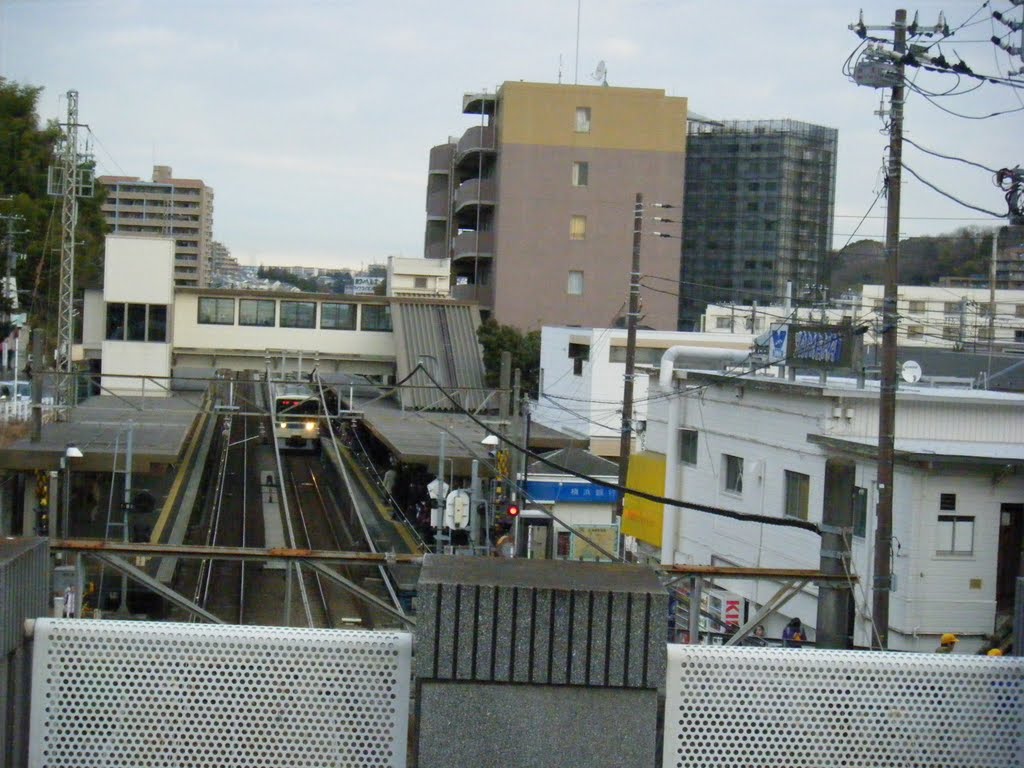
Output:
(1, 0), (1021, 271)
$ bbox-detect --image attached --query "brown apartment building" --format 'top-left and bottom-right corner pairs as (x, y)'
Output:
(97, 166), (215, 288)
(425, 81), (687, 331)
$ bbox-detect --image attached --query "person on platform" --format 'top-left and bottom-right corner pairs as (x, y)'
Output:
(936, 633), (959, 653)
(781, 617), (805, 648)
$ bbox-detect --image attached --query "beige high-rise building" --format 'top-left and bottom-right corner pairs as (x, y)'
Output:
(425, 81), (687, 331)
(97, 165), (215, 288)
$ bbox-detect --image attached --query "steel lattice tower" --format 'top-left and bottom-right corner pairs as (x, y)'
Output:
(56, 90), (79, 413)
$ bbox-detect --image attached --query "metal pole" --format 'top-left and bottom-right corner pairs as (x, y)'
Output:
(470, 459), (480, 549)
(30, 328), (42, 442)
(816, 460), (854, 648)
(987, 228), (1001, 380)
(616, 193), (643, 519)
(688, 575), (702, 645)
(1014, 576), (1023, 657)
(117, 422), (133, 615)
(872, 8), (906, 650)
(56, 90), (79, 414)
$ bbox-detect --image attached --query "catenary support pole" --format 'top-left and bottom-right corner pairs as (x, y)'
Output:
(872, 8), (906, 650)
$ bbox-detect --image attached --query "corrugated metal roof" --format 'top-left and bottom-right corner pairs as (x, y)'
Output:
(391, 302), (487, 411)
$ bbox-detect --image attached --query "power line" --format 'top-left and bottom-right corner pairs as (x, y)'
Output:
(901, 161), (1008, 217)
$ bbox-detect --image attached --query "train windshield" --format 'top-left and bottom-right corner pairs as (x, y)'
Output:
(276, 397), (319, 417)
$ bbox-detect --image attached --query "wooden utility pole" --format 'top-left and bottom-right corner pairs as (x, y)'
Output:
(872, 8), (907, 650)
(615, 193), (643, 521)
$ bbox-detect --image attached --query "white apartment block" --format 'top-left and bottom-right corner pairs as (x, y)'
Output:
(533, 327), (754, 457)
(97, 166), (215, 288)
(646, 365), (1024, 653)
(386, 256), (450, 299)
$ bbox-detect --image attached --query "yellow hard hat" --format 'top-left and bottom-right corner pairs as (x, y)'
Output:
(987, 648), (1003, 657)
(940, 633), (959, 645)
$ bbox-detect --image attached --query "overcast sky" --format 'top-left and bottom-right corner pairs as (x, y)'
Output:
(1, 0), (1020, 270)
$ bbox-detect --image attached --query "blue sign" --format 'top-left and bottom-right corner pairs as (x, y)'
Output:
(524, 480), (621, 504)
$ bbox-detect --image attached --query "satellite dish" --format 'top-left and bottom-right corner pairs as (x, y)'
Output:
(901, 360), (922, 384)
(591, 60), (608, 86)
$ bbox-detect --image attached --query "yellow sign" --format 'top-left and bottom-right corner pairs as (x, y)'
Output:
(621, 452), (666, 548)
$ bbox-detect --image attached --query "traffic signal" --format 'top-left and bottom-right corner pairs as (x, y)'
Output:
(506, 503), (520, 518)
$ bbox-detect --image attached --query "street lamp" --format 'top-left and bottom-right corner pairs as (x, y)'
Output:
(61, 443), (83, 541)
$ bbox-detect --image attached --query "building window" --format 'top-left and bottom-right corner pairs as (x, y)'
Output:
(937, 515), (974, 555)
(1015, 329), (1024, 342)
(716, 317), (732, 329)
(943, 327), (959, 341)
(570, 215), (587, 240)
(679, 429), (698, 466)
(940, 493), (956, 510)
(944, 302), (960, 315)
(978, 327), (994, 341)
(239, 299), (275, 327)
(321, 302), (356, 330)
(723, 454), (743, 494)
(979, 302), (995, 317)
(784, 470), (810, 520)
(907, 325), (923, 339)
(414, 276), (428, 289)
(126, 303), (147, 341)
(568, 342), (589, 376)
(361, 304), (392, 331)
(852, 486), (867, 538)
(907, 300), (925, 313)
(106, 303), (126, 340)
(1016, 304), (1024, 318)
(198, 297), (235, 325)
(567, 270), (584, 295)
(148, 305), (167, 342)
(280, 301), (316, 329)
(572, 161), (589, 187)
(575, 107), (591, 133)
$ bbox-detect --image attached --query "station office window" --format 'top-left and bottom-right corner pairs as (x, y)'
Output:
(568, 342), (589, 376)
(936, 493), (974, 555)
(723, 454), (743, 494)
(679, 428), (698, 466)
(239, 298), (276, 327)
(575, 107), (591, 133)
(784, 470), (810, 520)
(572, 161), (589, 187)
(361, 304), (392, 332)
(197, 297), (235, 325)
(280, 300), (316, 329)
(107, 303), (167, 342)
(321, 302), (356, 330)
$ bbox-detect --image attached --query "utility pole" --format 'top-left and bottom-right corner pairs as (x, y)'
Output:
(615, 193), (643, 522)
(851, 7), (924, 649)
(873, 8), (906, 651)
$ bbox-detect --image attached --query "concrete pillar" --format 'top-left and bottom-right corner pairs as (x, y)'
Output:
(816, 459), (855, 649)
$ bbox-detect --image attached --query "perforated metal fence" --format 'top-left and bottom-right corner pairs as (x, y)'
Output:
(664, 645), (1023, 768)
(29, 619), (411, 768)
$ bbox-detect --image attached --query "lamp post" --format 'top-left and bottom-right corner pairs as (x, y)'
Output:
(61, 443), (83, 541)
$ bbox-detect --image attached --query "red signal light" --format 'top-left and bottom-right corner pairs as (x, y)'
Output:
(507, 503), (520, 518)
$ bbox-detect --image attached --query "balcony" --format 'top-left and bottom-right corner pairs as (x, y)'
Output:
(451, 281), (494, 307)
(455, 126), (496, 168)
(454, 178), (496, 214)
(452, 230), (494, 261)
(428, 143), (454, 174)
(426, 189), (450, 220)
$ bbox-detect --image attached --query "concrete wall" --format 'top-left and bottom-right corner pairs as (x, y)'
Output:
(100, 341), (172, 396)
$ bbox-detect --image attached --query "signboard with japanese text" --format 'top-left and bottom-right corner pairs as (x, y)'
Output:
(770, 322), (862, 369)
(523, 480), (620, 504)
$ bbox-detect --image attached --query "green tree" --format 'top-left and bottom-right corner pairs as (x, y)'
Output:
(256, 265), (320, 292)
(0, 78), (106, 336)
(476, 317), (541, 397)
